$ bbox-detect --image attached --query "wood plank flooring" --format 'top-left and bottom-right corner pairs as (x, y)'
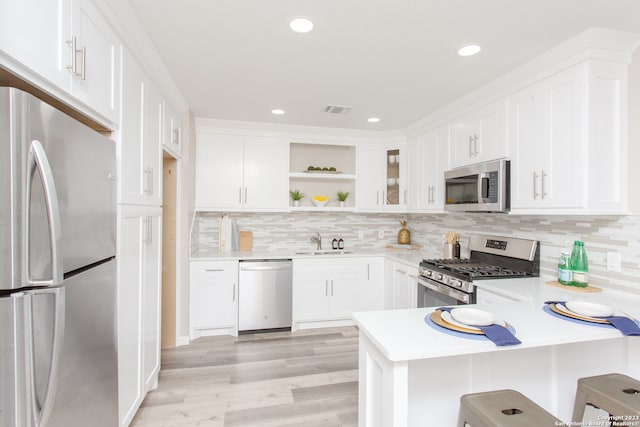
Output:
(131, 327), (359, 427)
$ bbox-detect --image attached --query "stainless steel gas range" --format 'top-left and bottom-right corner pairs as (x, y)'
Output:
(417, 234), (540, 307)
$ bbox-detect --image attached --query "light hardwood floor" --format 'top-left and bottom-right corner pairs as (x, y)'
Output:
(131, 327), (359, 426)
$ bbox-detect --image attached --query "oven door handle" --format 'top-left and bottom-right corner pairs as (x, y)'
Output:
(417, 277), (471, 304)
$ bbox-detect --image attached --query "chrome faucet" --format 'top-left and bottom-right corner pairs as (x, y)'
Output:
(310, 232), (322, 250)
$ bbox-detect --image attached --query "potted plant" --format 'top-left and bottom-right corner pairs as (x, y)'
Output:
(290, 189), (304, 207)
(337, 191), (349, 207)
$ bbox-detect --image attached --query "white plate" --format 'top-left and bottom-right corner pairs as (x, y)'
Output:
(450, 308), (497, 326)
(565, 301), (614, 318)
(441, 311), (506, 331)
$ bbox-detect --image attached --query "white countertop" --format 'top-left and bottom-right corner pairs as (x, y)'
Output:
(352, 277), (640, 362)
(190, 248), (425, 265)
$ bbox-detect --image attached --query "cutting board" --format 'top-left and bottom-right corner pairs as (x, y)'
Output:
(239, 231), (253, 251)
(546, 280), (602, 293)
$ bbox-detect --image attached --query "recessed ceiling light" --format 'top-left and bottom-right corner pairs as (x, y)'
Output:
(458, 45), (481, 56)
(271, 109), (285, 115)
(368, 117), (380, 123)
(290, 17), (314, 33)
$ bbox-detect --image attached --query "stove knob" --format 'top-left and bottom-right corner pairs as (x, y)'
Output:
(452, 280), (463, 288)
(434, 273), (443, 281)
(425, 271), (432, 278)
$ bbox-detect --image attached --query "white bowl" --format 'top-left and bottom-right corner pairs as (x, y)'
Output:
(565, 301), (614, 318)
(311, 198), (328, 207)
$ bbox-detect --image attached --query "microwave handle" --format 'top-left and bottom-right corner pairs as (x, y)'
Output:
(479, 172), (490, 200)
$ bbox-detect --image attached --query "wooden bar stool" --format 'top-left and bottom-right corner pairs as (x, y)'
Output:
(457, 389), (561, 427)
(572, 373), (640, 422)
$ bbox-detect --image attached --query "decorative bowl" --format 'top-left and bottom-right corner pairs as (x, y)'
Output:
(312, 196), (329, 207)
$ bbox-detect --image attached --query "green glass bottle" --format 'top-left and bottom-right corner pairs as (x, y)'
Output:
(570, 241), (588, 287)
(558, 251), (572, 285)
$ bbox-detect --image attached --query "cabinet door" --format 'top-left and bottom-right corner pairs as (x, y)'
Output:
(118, 51), (162, 206)
(450, 116), (477, 168)
(383, 145), (405, 209)
(475, 100), (509, 163)
(392, 263), (418, 310)
(425, 126), (448, 211)
(510, 70), (584, 211)
(356, 144), (384, 211)
(195, 133), (244, 209)
(450, 100), (508, 168)
(190, 263), (238, 329)
(70, 0), (120, 123)
(328, 264), (366, 319)
(142, 210), (162, 392)
(364, 257), (385, 311)
(117, 206), (144, 426)
(406, 137), (422, 210)
(142, 81), (163, 205)
(243, 138), (289, 209)
(0, 0), (71, 90)
(292, 275), (329, 322)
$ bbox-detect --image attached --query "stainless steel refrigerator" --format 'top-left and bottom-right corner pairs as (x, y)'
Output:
(0, 87), (118, 426)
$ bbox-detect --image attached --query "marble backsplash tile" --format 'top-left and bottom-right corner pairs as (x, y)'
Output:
(191, 211), (640, 293)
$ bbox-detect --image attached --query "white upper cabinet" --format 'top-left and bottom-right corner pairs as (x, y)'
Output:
(195, 133), (289, 211)
(69, 0), (121, 123)
(356, 143), (406, 212)
(0, 0), (120, 124)
(406, 125), (448, 211)
(509, 60), (628, 214)
(449, 100), (509, 168)
(0, 0), (71, 90)
(119, 49), (162, 206)
(510, 67), (584, 212)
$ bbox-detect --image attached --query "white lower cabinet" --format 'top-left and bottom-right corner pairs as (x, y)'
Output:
(385, 259), (418, 310)
(292, 257), (382, 329)
(190, 260), (239, 338)
(117, 205), (161, 427)
(476, 287), (526, 304)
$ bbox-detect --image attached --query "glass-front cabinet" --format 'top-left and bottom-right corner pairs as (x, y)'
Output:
(356, 143), (406, 211)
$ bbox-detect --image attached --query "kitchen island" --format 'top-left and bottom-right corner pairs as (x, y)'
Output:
(352, 280), (640, 426)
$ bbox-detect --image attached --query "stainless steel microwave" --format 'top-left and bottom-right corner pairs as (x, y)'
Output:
(444, 159), (510, 212)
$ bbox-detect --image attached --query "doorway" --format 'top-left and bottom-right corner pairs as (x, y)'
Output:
(161, 154), (177, 348)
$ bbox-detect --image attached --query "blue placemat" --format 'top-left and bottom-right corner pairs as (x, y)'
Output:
(543, 304), (640, 329)
(424, 312), (517, 341)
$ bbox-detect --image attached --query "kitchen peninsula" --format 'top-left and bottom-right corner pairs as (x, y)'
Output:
(353, 279), (640, 426)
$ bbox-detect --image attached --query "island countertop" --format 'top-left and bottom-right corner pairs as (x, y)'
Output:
(353, 279), (640, 426)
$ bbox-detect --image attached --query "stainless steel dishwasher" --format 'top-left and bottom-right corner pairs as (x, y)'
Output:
(238, 259), (293, 332)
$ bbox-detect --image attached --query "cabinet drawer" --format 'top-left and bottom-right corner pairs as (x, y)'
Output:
(190, 261), (238, 277)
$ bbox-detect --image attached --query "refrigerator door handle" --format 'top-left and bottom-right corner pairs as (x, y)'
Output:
(27, 286), (65, 427)
(26, 140), (64, 286)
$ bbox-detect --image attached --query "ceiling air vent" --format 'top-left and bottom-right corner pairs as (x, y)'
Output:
(322, 105), (352, 115)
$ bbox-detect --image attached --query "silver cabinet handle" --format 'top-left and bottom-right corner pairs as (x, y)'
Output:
(66, 37), (78, 76)
(172, 128), (180, 146)
(376, 190), (379, 205)
(233, 283), (236, 302)
(239, 187), (242, 204)
(143, 216), (153, 244)
(325, 280), (328, 297)
(468, 135), (473, 157)
(66, 37), (86, 80)
(473, 135), (479, 156)
(205, 268), (225, 272)
(148, 168), (153, 195)
(367, 264), (370, 280)
(331, 280), (334, 296)
(541, 170), (547, 199)
(143, 167), (154, 195)
(404, 189), (407, 205)
(27, 140), (63, 286)
(533, 171), (539, 199)
(27, 286), (65, 426)
(382, 190), (386, 205)
(244, 187), (247, 204)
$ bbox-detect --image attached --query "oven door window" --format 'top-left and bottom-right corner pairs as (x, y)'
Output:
(445, 174), (478, 205)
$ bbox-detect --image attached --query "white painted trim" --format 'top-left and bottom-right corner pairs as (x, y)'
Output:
(176, 335), (190, 347)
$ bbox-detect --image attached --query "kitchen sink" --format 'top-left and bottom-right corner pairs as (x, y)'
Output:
(295, 250), (353, 255)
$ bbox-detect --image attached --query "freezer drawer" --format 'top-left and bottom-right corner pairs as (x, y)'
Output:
(238, 260), (292, 331)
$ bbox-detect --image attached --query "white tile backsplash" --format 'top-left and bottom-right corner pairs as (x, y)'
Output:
(191, 212), (640, 293)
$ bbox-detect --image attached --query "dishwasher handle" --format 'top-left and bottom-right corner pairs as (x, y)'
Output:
(239, 261), (292, 272)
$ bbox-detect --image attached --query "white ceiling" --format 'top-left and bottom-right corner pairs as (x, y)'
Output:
(130, 0), (640, 131)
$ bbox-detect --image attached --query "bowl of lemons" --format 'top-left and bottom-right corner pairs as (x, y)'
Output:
(311, 195), (329, 207)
